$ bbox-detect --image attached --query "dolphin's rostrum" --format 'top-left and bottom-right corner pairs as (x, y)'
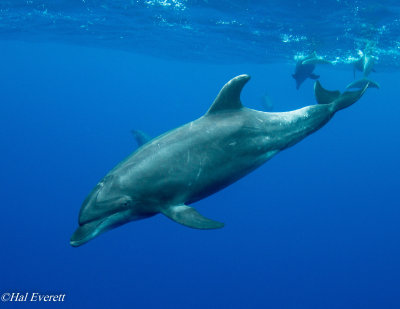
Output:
(71, 75), (368, 247)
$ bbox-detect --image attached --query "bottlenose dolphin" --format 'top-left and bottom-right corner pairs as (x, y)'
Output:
(261, 92), (274, 111)
(292, 52), (332, 90)
(70, 75), (368, 247)
(346, 78), (380, 90)
(353, 53), (375, 78)
(131, 130), (152, 146)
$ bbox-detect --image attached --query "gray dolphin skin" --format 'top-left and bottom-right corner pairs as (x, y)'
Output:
(70, 75), (368, 247)
(292, 52), (332, 90)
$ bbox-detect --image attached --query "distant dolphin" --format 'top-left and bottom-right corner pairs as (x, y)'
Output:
(292, 52), (332, 90)
(346, 78), (379, 90)
(70, 75), (368, 247)
(261, 92), (274, 111)
(353, 54), (375, 78)
(131, 130), (152, 146)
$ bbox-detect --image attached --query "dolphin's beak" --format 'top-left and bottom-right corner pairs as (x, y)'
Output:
(70, 210), (133, 247)
(77, 184), (102, 226)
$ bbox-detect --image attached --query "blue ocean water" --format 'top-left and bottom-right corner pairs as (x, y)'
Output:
(1, 1), (400, 308)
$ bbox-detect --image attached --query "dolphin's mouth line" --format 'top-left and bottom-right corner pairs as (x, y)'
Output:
(81, 208), (127, 226)
(71, 209), (136, 247)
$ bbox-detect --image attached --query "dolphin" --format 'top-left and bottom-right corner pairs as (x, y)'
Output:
(353, 53), (375, 78)
(260, 92), (274, 111)
(292, 52), (332, 90)
(70, 75), (368, 247)
(346, 78), (380, 90)
(131, 130), (152, 146)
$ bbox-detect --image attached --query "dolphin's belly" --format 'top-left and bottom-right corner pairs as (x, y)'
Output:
(183, 147), (277, 205)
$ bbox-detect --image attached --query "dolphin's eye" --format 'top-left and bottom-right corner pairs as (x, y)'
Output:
(120, 198), (132, 208)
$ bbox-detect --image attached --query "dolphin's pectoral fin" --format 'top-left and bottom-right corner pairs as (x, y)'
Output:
(366, 79), (380, 89)
(161, 205), (224, 229)
(309, 73), (320, 80)
(131, 130), (152, 147)
(314, 81), (369, 112)
(206, 74), (250, 115)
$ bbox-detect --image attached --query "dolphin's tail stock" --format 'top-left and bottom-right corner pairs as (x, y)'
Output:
(314, 80), (369, 113)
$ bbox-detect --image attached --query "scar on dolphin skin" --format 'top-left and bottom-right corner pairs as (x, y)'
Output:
(71, 75), (369, 247)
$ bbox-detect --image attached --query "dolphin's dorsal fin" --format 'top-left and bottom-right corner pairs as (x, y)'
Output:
(206, 74), (250, 115)
(131, 130), (152, 147)
(161, 205), (224, 229)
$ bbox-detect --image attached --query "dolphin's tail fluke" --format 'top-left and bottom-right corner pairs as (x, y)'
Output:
(314, 81), (369, 112)
(345, 78), (380, 90)
(314, 82), (341, 105)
